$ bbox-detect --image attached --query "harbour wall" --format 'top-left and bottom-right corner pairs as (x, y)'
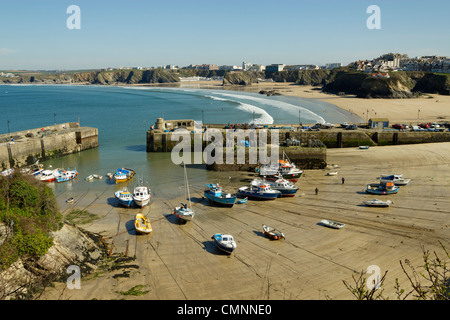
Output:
(146, 126), (450, 171)
(0, 123), (98, 170)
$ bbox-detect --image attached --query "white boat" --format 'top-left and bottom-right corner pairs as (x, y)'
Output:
(321, 219), (345, 229)
(363, 199), (392, 207)
(253, 175), (298, 197)
(133, 183), (151, 207)
(38, 169), (58, 182)
(326, 171), (338, 176)
(93, 174), (103, 179)
(379, 174), (410, 186)
(85, 174), (94, 182)
(211, 233), (236, 254)
(174, 164), (195, 221)
(258, 151), (303, 183)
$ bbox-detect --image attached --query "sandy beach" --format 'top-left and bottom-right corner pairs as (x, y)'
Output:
(234, 82), (450, 125)
(40, 141), (450, 301)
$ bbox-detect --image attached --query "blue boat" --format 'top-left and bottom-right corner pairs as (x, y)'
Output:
(238, 181), (281, 200)
(366, 181), (399, 195)
(55, 168), (78, 183)
(204, 184), (237, 207)
(115, 187), (134, 207)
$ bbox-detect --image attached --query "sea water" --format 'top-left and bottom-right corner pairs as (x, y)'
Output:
(0, 84), (361, 203)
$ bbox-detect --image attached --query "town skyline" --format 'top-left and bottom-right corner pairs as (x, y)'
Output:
(1, 0), (449, 70)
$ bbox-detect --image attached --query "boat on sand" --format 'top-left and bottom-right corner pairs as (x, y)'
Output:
(211, 233), (236, 254)
(363, 199), (392, 207)
(262, 225), (285, 240)
(320, 219), (345, 229)
(135, 213), (152, 234)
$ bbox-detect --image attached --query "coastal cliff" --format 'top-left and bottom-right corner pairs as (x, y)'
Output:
(1, 68), (449, 98)
(0, 69), (180, 85)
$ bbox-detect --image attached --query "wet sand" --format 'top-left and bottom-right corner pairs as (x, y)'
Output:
(41, 142), (450, 300)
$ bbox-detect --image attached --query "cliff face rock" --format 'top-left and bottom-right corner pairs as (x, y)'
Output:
(0, 69), (180, 85)
(223, 71), (265, 86)
(0, 223), (106, 299)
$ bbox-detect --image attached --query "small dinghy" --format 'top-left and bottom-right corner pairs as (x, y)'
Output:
(262, 225), (285, 240)
(237, 197), (248, 204)
(320, 219), (345, 229)
(363, 199), (392, 207)
(211, 233), (236, 255)
(135, 213), (152, 234)
(326, 171), (338, 176)
(66, 197), (74, 204)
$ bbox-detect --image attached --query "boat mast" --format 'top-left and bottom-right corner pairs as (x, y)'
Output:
(184, 163), (191, 208)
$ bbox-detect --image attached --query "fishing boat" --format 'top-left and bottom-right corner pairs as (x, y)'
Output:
(237, 197), (248, 204)
(38, 169), (58, 182)
(366, 181), (399, 195)
(265, 175), (299, 197)
(258, 152), (303, 183)
(133, 183), (151, 207)
(363, 199), (392, 207)
(174, 164), (195, 221)
(211, 233), (236, 255)
(321, 219), (345, 229)
(262, 225), (285, 240)
(115, 187), (134, 207)
(204, 183), (236, 207)
(238, 181), (281, 200)
(55, 169), (78, 183)
(135, 213), (152, 234)
(379, 174), (410, 186)
(113, 168), (135, 184)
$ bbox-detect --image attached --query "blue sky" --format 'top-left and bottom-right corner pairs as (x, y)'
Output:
(0, 0), (449, 70)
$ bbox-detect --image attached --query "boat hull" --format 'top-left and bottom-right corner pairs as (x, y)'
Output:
(204, 191), (236, 207)
(115, 191), (133, 207)
(263, 172), (302, 183)
(134, 198), (150, 207)
(175, 207), (195, 221)
(238, 188), (280, 200)
(275, 188), (298, 197)
(211, 234), (236, 254)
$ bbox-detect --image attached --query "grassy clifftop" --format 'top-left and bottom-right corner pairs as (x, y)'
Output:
(0, 174), (62, 270)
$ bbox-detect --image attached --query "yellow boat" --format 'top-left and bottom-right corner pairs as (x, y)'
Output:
(135, 213), (152, 234)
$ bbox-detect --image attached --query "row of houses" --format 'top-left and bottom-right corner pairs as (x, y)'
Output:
(351, 53), (450, 74)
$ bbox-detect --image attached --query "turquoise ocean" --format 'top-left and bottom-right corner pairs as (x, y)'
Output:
(0, 84), (362, 203)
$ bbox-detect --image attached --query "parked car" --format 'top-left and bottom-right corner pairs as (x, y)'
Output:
(412, 126), (425, 131)
(418, 122), (432, 129)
